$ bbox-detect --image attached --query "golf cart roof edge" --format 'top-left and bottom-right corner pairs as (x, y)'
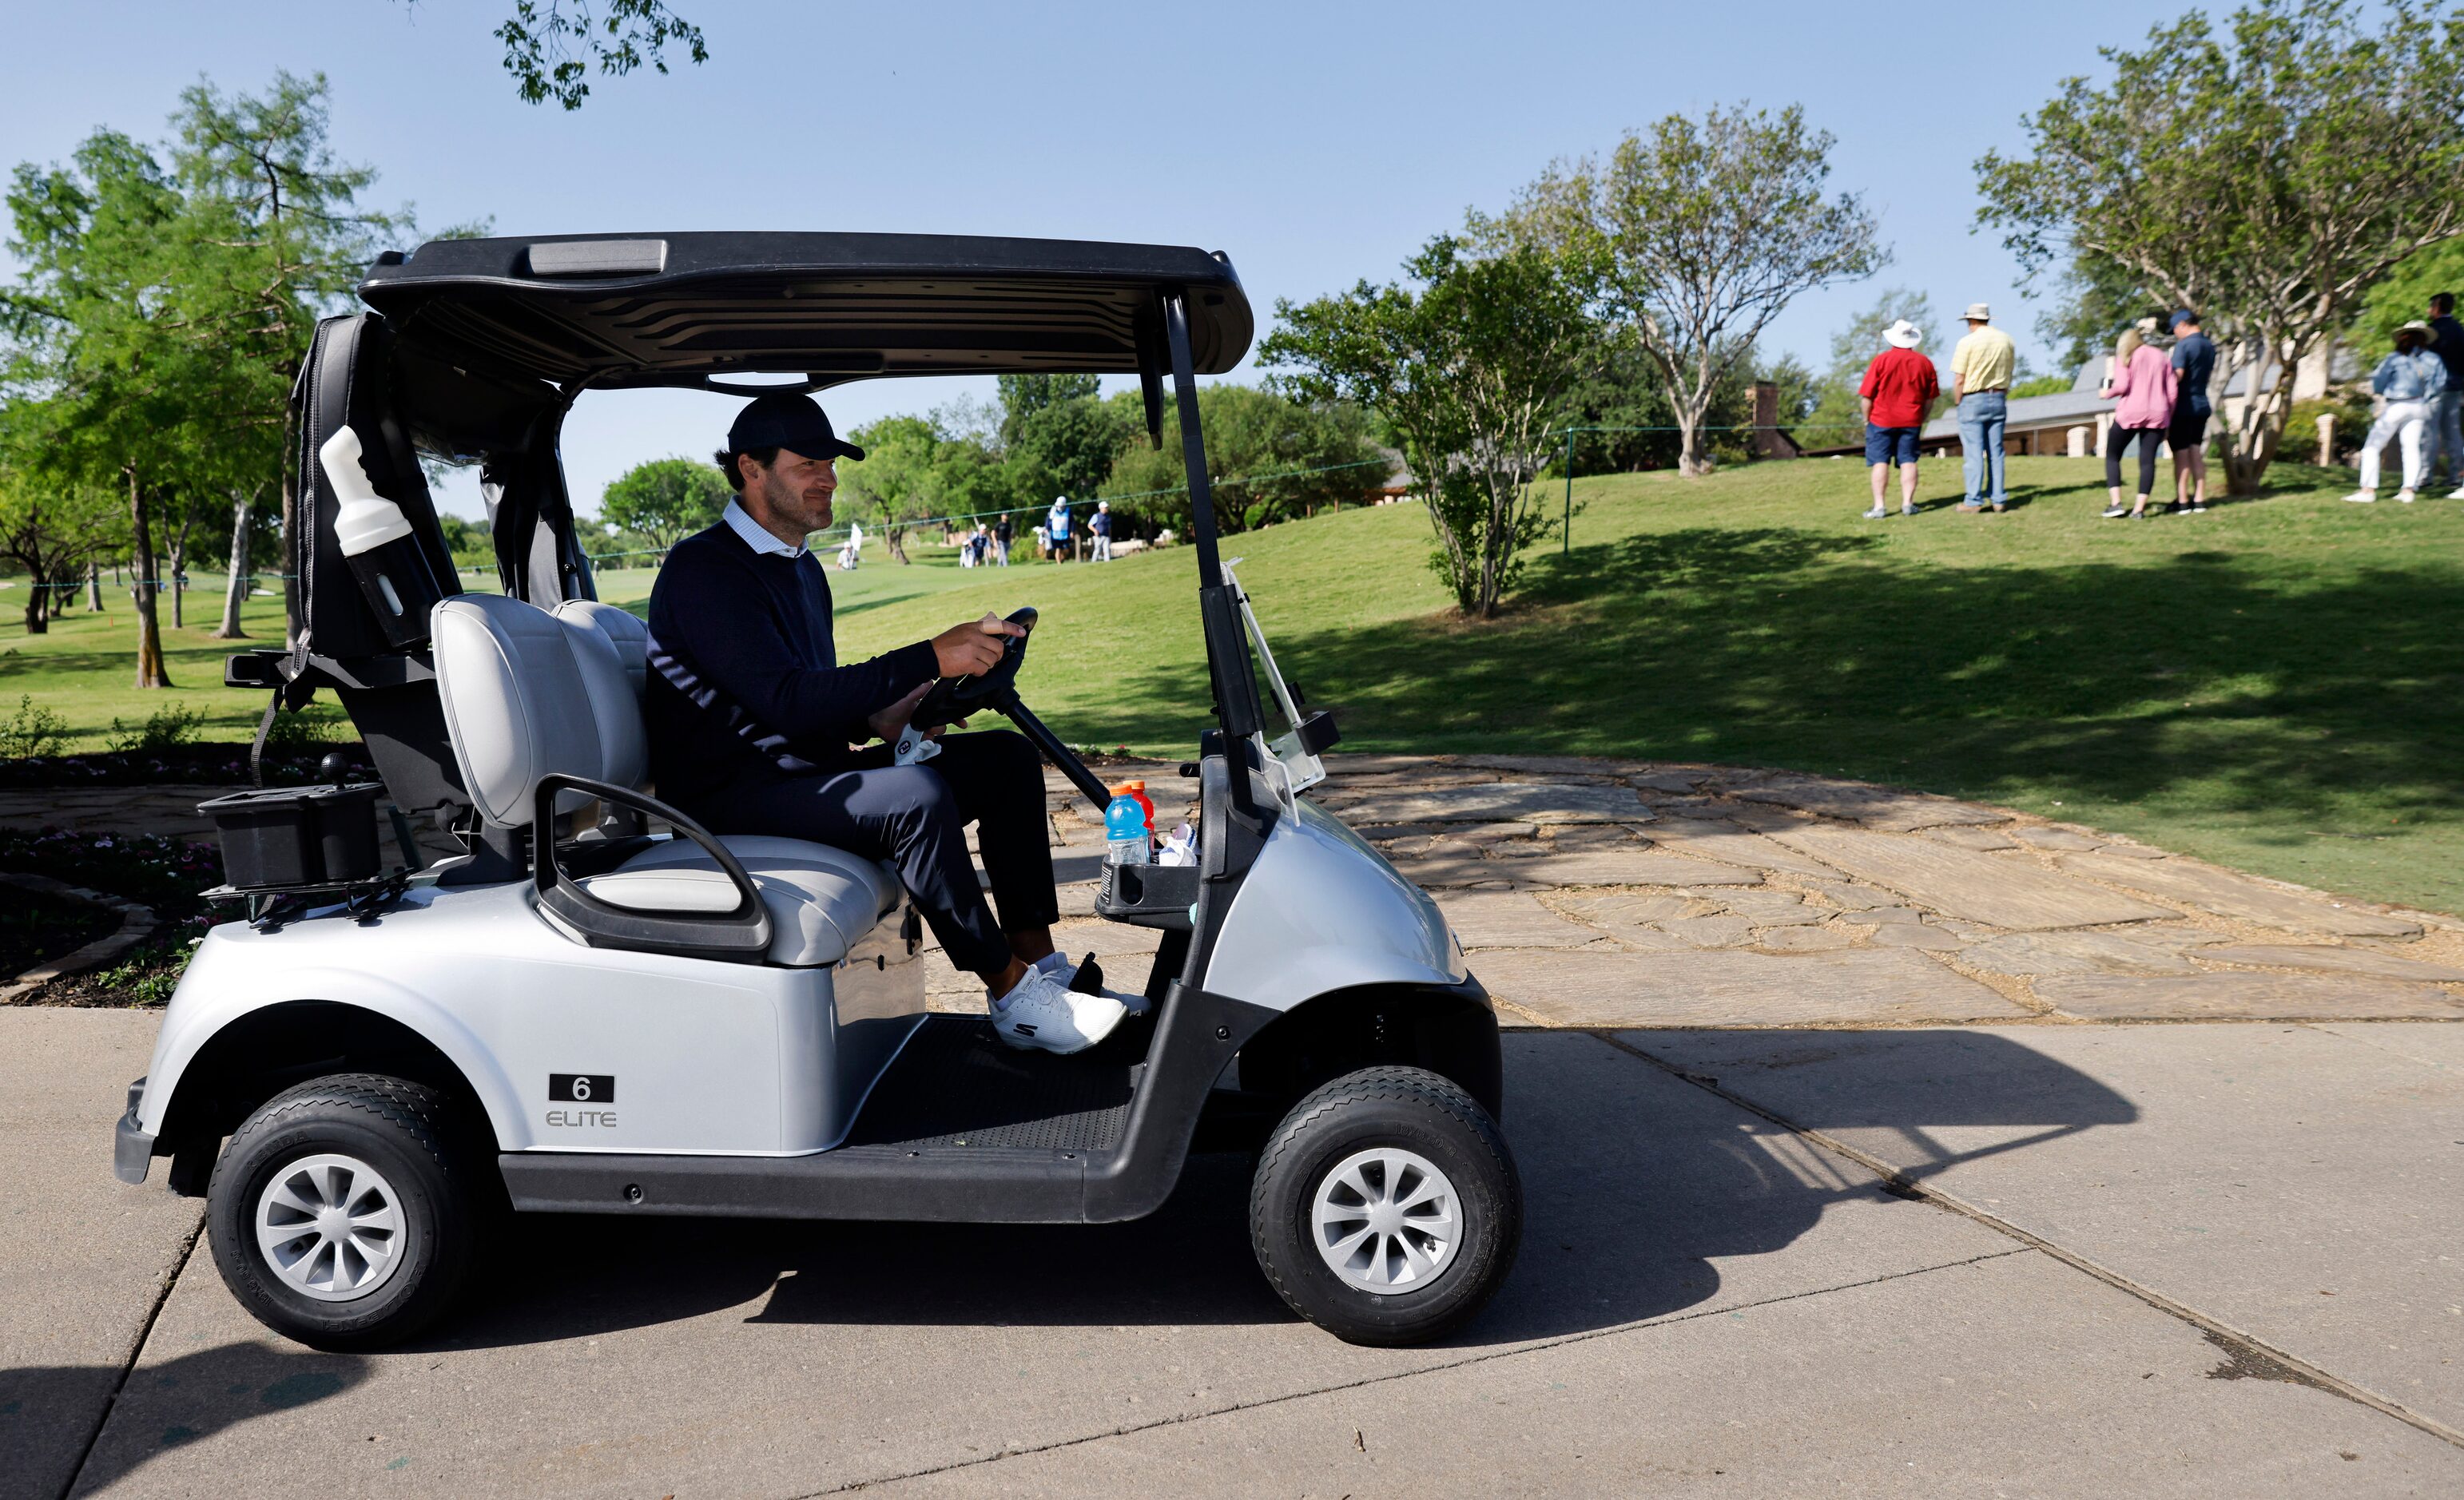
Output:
(357, 230), (1253, 388)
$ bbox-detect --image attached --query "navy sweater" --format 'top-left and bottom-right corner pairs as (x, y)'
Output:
(644, 524), (938, 804)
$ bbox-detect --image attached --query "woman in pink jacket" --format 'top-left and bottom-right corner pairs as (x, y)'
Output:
(2100, 323), (2179, 518)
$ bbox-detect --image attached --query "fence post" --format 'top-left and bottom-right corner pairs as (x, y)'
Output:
(1561, 429), (1575, 556)
(2316, 413), (2335, 467)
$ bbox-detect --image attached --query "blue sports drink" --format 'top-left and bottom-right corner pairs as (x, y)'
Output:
(1104, 791), (1151, 865)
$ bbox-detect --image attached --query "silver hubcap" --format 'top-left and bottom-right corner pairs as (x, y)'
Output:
(254, 1153), (407, 1302)
(1309, 1146), (1462, 1293)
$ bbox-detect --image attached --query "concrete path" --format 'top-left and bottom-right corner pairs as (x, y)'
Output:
(9, 1012), (2462, 1498)
(7, 755), (2464, 1494)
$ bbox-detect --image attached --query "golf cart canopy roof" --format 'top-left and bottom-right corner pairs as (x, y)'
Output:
(356, 232), (1254, 391)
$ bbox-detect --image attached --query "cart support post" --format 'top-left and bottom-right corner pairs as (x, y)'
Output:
(1163, 292), (1264, 742)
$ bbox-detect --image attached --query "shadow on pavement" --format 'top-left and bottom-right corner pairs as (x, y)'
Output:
(405, 1031), (2134, 1355)
(4, 1343), (369, 1500)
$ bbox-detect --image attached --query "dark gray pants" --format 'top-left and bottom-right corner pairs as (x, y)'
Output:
(686, 730), (1055, 975)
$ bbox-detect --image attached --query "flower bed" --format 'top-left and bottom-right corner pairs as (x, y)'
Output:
(0, 887), (119, 978)
(0, 740), (376, 789)
(0, 827), (221, 1006)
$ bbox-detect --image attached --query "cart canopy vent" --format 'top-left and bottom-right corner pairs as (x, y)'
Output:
(526, 238), (668, 278)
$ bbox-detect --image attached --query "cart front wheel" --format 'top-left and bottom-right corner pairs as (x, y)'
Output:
(1250, 1065), (1520, 1345)
(207, 1073), (479, 1350)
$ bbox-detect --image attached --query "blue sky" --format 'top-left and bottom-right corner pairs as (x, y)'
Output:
(2, 0), (2162, 517)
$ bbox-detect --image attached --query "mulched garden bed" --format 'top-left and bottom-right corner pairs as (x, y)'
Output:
(0, 826), (223, 1007)
(0, 740), (376, 788)
(0, 886), (119, 977)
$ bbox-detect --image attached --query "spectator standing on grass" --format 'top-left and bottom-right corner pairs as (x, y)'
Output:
(2168, 310), (2216, 514)
(1047, 495), (1072, 562)
(2423, 293), (2464, 495)
(837, 518), (863, 569)
(2346, 320), (2449, 505)
(1856, 319), (1938, 518)
(2100, 321), (2177, 519)
(1949, 302), (2016, 512)
(994, 510), (1013, 566)
(1091, 500), (1115, 561)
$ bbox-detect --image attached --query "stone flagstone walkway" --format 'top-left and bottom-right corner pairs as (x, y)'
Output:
(8, 756), (2461, 1028)
(988, 752), (2464, 1027)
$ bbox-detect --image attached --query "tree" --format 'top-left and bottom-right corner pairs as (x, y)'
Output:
(598, 455), (725, 553)
(0, 438), (116, 635)
(1262, 235), (1600, 617)
(2355, 236), (2464, 357)
(1496, 104), (1886, 476)
(1100, 385), (1385, 533)
(995, 374), (1102, 446)
(2034, 253), (2168, 372)
(835, 416), (942, 562)
(1976, 0), (2464, 494)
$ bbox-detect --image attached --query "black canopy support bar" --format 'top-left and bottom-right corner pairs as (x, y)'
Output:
(1163, 292), (1265, 744)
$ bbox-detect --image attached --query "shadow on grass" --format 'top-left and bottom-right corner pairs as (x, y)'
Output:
(1077, 524), (2462, 848)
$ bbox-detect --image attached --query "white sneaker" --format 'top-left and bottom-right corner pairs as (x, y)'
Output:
(2448, 487), (2464, 501)
(991, 966), (1127, 1054)
(1862, 505), (1887, 519)
(2343, 490), (2377, 503)
(2397, 490), (2417, 504)
(1035, 950), (1150, 1016)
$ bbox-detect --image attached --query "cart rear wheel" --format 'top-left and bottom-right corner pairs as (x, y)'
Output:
(207, 1073), (479, 1350)
(1250, 1065), (1520, 1346)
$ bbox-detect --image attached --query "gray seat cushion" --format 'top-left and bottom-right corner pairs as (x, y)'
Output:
(577, 835), (902, 967)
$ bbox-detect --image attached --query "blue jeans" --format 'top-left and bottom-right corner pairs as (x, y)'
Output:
(1957, 391), (2008, 504)
(2430, 389), (2464, 487)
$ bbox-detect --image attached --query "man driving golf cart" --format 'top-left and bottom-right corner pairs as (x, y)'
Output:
(646, 391), (1136, 1053)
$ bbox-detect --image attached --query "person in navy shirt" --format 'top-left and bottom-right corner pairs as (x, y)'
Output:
(2167, 310), (2216, 513)
(2425, 292), (2464, 497)
(643, 394), (1134, 1054)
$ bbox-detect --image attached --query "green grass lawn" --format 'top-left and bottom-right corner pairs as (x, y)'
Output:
(8, 454), (2461, 915)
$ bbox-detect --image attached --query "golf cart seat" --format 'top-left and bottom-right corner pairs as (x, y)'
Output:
(431, 593), (900, 966)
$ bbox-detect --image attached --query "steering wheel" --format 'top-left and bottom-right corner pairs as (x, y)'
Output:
(911, 606), (1037, 731)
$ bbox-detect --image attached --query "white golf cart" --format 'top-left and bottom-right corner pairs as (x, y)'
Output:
(112, 232), (1519, 1349)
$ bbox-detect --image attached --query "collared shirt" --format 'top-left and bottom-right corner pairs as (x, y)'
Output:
(721, 498), (805, 558)
(2371, 347), (2449, 404)
(1858, 346), (1940, 429)
(1951, 325), (2017, 394)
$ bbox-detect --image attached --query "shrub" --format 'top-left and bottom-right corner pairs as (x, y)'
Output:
(2286, 392), (2376, 465)
(105, 703), (206, 754)
(262, 700), (353, 751)
(0, 696), (70, 759)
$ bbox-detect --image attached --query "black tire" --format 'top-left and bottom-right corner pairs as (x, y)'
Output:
(206, 1073), (480, 1351)
(1250, 1065), (1520, 1346)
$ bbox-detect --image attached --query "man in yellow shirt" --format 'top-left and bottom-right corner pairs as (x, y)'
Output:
(1949, 302), (2017, 512)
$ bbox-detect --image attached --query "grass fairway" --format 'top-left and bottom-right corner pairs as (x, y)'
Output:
(6, 454), (2460, 915)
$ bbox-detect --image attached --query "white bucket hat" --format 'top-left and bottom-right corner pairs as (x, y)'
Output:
(1962, 302), (1992, 323)
(1884, 319), (1923, 349)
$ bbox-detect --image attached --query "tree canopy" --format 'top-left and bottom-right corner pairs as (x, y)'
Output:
(1494, 103), (1885, 476)
(598, 455), (726, 553)
(1100, 385), (1383, 534)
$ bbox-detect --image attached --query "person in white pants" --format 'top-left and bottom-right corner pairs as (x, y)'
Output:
(837, 518), (864, 568)
(1090, 500), (1115, 562)
(2348, 322), (2449, 504)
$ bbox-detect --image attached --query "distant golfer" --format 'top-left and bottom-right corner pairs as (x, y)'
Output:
(1858, 318), (1937, 518)
(1046, 495), (1072, 562)
(1091, 500), (1115, 561)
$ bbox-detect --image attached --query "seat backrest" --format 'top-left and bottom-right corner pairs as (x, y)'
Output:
(553, 599), (649, 696)
(432, 594), (645, 827)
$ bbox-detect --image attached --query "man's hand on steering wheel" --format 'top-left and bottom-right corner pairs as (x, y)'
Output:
(866, 681), (952, 746)
(930, 612), (1024, 678)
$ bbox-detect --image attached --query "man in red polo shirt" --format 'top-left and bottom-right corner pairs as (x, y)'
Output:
(1858, 318), (1940, 518)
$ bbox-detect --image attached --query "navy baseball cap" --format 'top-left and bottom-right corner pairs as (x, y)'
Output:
(2169, 309), (2199, 329)
(726, 392), (865, 462)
